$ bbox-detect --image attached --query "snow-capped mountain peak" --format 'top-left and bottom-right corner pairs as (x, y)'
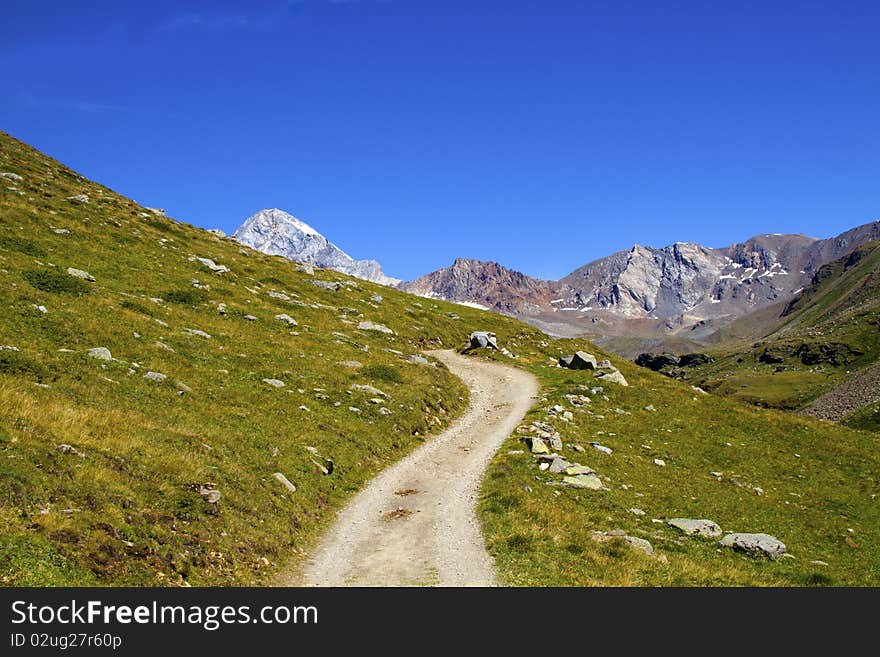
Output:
(232, 208), (400, 286)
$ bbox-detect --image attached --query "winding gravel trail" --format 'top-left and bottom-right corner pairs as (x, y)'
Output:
(283, 350), (538, 587)
(799, 362), (880, 422)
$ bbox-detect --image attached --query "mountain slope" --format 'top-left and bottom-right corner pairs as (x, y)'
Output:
(1, 130), (878, 587)
(233, 208), (400, 286)
(666, 241), (880, 414)
(407, 224), (880, 347)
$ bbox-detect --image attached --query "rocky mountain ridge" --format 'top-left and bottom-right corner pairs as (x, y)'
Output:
(233, 208), (400, 286)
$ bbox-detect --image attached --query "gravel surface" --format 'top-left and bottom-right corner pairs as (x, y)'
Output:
(282, 349), (538, 587)
(799, 362), (880, 422)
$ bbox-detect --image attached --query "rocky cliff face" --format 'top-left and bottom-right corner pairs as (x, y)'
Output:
(400, 258), (561, 314)
(403, 221), (880, 338)
(233, 209), (400, 286)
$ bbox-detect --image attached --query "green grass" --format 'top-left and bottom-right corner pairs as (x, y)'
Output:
(0, 130), (551, 586)
(678, 242), (880, 415)
(843, 402), (880, 433)
(2, 129), (879, 587)
(478, 342), (880, 586)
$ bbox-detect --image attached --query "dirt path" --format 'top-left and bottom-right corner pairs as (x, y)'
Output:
(799, 362), (880, 422)
(282, 350), (538, 587)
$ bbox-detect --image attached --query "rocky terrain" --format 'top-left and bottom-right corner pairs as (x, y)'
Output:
(404, 222), (880, 348)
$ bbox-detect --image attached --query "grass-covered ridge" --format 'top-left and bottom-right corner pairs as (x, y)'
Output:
(2, 130), (878, 587)
(0, 131), (546, 585)
(477, 343), (880, 586)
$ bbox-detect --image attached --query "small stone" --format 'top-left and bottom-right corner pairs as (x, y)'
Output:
(244, 314), (257, 321)
(275, 314), (298, 326)
(0, 172), (23, 181)
(263, 378), (285, 388)
(408, 354), (430, 365)
(644, 404), (656, 412)
(548, 457), (573, 474)
(668, 518), (722, 538)
(339, 361), (363, 368)
(33, 305), (48, 313)
(358, 321), (394, 334)
(350, 383), (389, 398)
(56, 444), (85, 457)
(184, 328), (212, 339)
(565, 465), (596, 476)
(349, 406), (362, 414)
(653, 458), (666, 467)
(53, 228), (69, 235)
(143, 371), (167, 382)
(594, 370), (628, 386)
(529, 436), (549, 454)
(67, 194), (89, 204)
(273, 472), (297, 493)
(194, 257), (230, 273)
(66, 267), (95, 282)
(176, 381), (192, 393)
(572, 444), (585, 453)
(296, 264), (315, 275)
(218, 303), (228, 315)
(371, 295), (383, 303)
(199, 487), (221, 504)
(719, 532), (786, 559)
(592, 443), (613, 455)
(562, 473), (604, 490)
(379, 407), (393, 415)
(87, 347), (112, 360)
(630, 508), (646, 516)
(810, 560), (829, 566)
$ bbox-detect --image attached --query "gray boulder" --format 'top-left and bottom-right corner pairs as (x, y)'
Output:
(567, 351), (597, 370)
(358, 321), (394, 334)
(67, 194), (89, 204)
(548, 457), (573, 474)
(719, 533), (787, 558)
(668, 518), (722, 538)
(87, 347), (112, 360)
(562, 473), (604, 490)
(263, 378), (285, 388)
(275, 313), (298, 326)
(1, 172), (23, 181)
(67, 267), (95, 282)
(594, 370), (628, 386)
(273, 472), (297, 493)
(350, 383), (389, 398)
(143, 371), (167, 382)
(468, 331), (498, 350)
(408, 354), (430, 365)
(310, 279), (340, 291)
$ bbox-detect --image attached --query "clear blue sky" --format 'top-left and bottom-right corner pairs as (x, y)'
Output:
(2, 0), (878, 280)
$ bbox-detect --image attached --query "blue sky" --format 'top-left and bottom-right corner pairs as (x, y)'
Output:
(2, 0), (878, 280)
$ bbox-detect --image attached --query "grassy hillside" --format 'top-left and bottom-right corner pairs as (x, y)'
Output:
(657, 242), (880, 412)
(0, 131), (548, 585)
(478, 345), (880, 586)
(2, 130), (878, 587)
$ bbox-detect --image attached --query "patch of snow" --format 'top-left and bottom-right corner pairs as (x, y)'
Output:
(456, 300), (489, 310)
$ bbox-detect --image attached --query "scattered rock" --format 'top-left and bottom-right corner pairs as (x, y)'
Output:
(53, 228), (69, 235)
(272, 472), (297, 493)
(548, 457), (573, 474)
(207, 228), (226, 238)
(565, 464), (596, 477)
(653, 458), (665, 467)
(562, 351), (597, 370)
(595, 370), (628, 386)
(348, 406), (362, 414)
(371, 295), (383, 303)
(644, 404), (656, 412)
(176, 381), (192, 393)
(759, 349), (785, 364)
(592, 443), (613, 455)
(667, 518), (722, 538)
(529, 436), (549, 454)
(358, 321), (394, 334)
(199, 486), (221, 504)
(67, 194), (89, 204)
(467, 331), (498, 351)
(350, 383), (389, 398)
(562, 473), (604, 490)
(244, 314), (257, 321)
(66, 267), (95, 282)
(379, 407), (393, 415)
(217, 303), (228, 315)
(679, 353), (714, 367)
(184, 328), (212, 339)
(339, 361), (363, 368)
(719, 532), (786, 559)
(635, 352), (679, 371)
(87, 347), (112, 360)
(56, 444), (85, 457)
(33, 305), (48, 313)
(310, 279), (340, 291)
(275, 313), (298, 326)
(0, 172), (23, 181)
(296, 264), (316, 275)
(267, 291), (291, 301)
(143, 371), (167, 382)
(194, 257), (230, 273)
(263, 378), (285, 388)
(408, 354), (430, 365)
(629, 508), (646, 516)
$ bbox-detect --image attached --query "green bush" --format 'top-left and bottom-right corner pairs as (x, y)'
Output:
(361, 364), (404, 384)
(163, 288), (208, 305)
(22, 269), (90, 295)
(0, 234), (46, 257)
(0, 351), (47, 378)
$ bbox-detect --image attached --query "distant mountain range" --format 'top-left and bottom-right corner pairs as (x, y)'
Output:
(232, 207), (879, 350)
(402, 221), (880, 347)
(233, 209), (401, 286)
